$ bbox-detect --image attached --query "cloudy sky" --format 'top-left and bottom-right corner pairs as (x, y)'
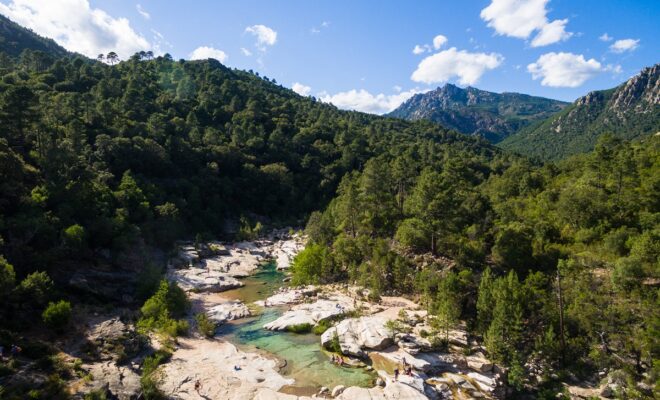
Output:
(1, 0), (657, 114)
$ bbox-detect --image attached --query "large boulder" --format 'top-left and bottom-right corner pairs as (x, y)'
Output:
(321, 316), (393, 357)
(264, 298), (352, 331)
(256, 286), (316, 307)
(207, 301), (251, 324)
(167, 268), (243, 292)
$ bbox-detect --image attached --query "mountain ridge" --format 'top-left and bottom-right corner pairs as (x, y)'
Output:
(388, 83), (569, 143)
(500, 64), (660, 160)
(0, 13), (71, 59)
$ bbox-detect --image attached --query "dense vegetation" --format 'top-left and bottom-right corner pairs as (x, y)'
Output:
(501, 64), (660, 160)
(295, 134), (659, 396)
(0, 16), (657, 398)
(388, 83), (568, 143)
(0, 44), (492, 397)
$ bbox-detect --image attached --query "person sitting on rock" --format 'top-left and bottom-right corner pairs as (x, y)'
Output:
(194, 380), (202, 393)
(406, 366), (412, 376)
(393, 368), (399, 381)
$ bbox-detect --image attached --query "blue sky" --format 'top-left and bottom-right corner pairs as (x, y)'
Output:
(1, 0), (658, 113)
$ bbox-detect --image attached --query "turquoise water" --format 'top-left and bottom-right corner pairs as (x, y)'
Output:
(217, 262), (376, 395)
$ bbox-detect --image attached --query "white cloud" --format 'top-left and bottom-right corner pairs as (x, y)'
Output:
(411, 47), (503, 85)
(480, 0), (572, 47)
(527, 52), (601, 87)
(189, 46), (227, 63)
(413, 34), (448, 55)
(530, 18), (570, 47)
(245, 24), (277, 50)
(240, 47), (252, 56)
(599, 33), (613, 42)
(432, 34), (448, 49)
(0, 0), (152, 59)
(412, 45), (427, 55)
(610, 38), (639, 53)
(311, 21), (330, 34)
(320, 88), (425, 115)
(136, 4), (150, 20)
(292, 82), (311, 96)
(393, 85), (402, 93)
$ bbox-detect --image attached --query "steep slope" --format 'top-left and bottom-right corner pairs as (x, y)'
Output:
(388, 84), (568, 143)
(500, 64), (660, 160)
(0, 13), (71, 58)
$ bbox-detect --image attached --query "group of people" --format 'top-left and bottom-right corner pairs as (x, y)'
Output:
(330, 354), (344, 366)
(0, 344), (21, 360)
(393, 357), (414, 381)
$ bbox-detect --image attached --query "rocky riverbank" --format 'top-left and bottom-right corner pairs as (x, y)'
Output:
(75, 231), (502, 399)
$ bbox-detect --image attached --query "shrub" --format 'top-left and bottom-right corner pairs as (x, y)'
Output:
(138, 280), (189, 337)
(42, 300), (72, 332)
(195, 313), (216, 338)
(0, 256), (15, 298)
(312, 319), (332, 335)
(18, 271), (54, 307)
(140, 350), (171, 400)
(63, 224), (86, 251)
(326, 331), (342, 353)
(287, 323), (312, 334)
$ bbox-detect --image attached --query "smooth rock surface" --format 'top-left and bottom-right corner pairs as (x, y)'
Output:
(158, 338), (294, 400)
(321, 316), (393, 357)
(207, 300), (251, 324)
(256, 286), (317, 307)
(264, 296), (353, 331)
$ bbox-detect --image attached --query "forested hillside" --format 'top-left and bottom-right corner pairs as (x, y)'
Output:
(0, 14), (657, 399)
(0, 48), (500, 282)
(0, 14), (70, 60)
(501, 64), (660, 160)
(294, 133), (659, 396)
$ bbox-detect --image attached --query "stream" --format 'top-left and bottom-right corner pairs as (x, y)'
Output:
(216, 262), (376, 396)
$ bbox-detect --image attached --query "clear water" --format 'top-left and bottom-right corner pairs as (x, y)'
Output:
(217, 262), (376, 395)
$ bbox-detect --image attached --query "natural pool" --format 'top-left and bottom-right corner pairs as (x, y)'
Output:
(217, 262), (376, 395)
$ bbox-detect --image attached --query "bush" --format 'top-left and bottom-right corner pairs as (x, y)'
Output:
(395, 218), (430, 251)
(17, 271), (54, 307)
(140, 350), (171, 400)
(138, 280), (189, 337)
(325, 331), (342, 353)
(42, 300), (72, 332)
(287, 323), (312, 334)
(0, 256), (15, 298)
(195, 313), (216, 338)
(312, 319), (332, 335)
(63, 224), (86, 251)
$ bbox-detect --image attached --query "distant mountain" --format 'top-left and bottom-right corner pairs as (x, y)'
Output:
(501, 64), (660, 160)
(0, 13), (70, 58)
(388, 84), (569, 143)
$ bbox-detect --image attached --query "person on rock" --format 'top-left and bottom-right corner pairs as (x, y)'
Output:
(194, 380), (202, 394)
(394, 367), (399, 381)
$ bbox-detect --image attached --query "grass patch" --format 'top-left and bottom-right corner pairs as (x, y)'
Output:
(287, 323), (312, 334)
(312, 319), (332, 335)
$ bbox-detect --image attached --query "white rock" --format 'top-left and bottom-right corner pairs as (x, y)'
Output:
(321, 316), (393, 357)
(264, 297), (353, 331)
(158, 338), (295, 399)
(256, 286), (316, 307)
(207, 301), (251, 324)
(331, 385), (346, 397)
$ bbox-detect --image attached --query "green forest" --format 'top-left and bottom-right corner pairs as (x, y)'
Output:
(0, 44), (657, 399)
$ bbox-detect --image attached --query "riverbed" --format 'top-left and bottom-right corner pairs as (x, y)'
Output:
(216, 262), (376, 396)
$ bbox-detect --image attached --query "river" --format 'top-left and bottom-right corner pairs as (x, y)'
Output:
(216, 262), (376, 396)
